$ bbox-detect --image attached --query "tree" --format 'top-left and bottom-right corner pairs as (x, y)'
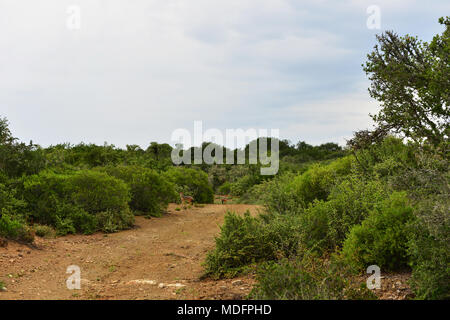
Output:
(0, 117), (45, 177)
(356, 17), (449, 148)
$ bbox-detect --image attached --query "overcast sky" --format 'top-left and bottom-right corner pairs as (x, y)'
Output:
(1, 0), (448, 148)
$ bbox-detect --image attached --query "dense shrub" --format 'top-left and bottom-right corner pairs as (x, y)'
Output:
(204, 211), (302, 278)
(298, 200), (334, 252)
(407, 191), (449, 299)
(250, 255), (376, 300)
(258, 156), (354, 214)
(163, 167), (214, 203)
(98, 165), (176, 216)
(217, 182), (232, 195)
(20, 170), (134, 234)
(290, 156), (353, 206)
(325, 177), (387, 247)
(69, 170), (131, 213)
(229, 175), (259, 197)
(342, 192), (414, 271)
(260, 173), (302, 215)
(0, 213), (34, 242)
(34, 224), (55, 238)
(0, 183), (33, 242)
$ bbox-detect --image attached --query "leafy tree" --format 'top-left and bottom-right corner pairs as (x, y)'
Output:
(352, 17), (449, 149)
(0, 117), (45, 177)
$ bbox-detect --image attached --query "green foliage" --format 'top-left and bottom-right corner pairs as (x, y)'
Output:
(406, 178), (449, 299)
(204, 211), (302, 279)
(229, 175), (260, 197)
(19, 170), (134, 234)
(259, 172), (301, 214)
(288, 156), (353, 209)
(342, 192), (415, 271)
(163, 167), (214, 203)
(298, 200), (333, 252)
(0, 117), (45, 178)
(250, 255), (376, 300)
(34, 224), (55, 238)
(0, 213), (34, 243)
(98, 165), (176, 216)
(325, 177), (387, 248)
(217, 182), (232, 195)
(362, 19), (449, 146)
(69, 170), (131, 213)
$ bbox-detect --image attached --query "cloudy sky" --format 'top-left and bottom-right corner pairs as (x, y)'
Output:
(1, 0), (448, 148)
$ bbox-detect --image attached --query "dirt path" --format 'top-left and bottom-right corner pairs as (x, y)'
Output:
(0, 204), (262, 300)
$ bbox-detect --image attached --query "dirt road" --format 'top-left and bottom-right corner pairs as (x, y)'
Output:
(0, 204), (261, 300)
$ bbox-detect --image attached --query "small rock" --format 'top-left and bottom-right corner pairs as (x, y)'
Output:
(167, 283), (186, 288)
(158, 283), (166, 288)
(127, 280), (157, 285)
(0, 287), (7, 292)
(231, 280), (244, 286)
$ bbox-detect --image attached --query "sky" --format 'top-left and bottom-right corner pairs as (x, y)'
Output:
(0, 0), (448, 149)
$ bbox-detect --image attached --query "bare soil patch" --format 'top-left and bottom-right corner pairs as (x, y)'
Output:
(0, 204), (260, 300)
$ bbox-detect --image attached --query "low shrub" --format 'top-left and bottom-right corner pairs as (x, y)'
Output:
(98, 165), (176, 216)
(204, 211), (302, 278)
(298, 200), (333, 252)
(163, 167), (214, 203)
(342, 192), (414, 271)
(249, 254), (376, 300)
(34, 224), (55, 238)
(290, 156), (353, 207)
(217, 182), (232, 195)
(325, 177), (387, 248)
(19, 170), (134, 234)
(0, 213), (34, 243)
(407, 193), (449, 299)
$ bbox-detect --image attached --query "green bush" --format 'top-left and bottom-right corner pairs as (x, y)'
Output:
(261, 173), (302, 214)
(230, 175), (258, 197)
(0, 183), (34, 242)
(298, 200), (333, 252)
(68, 170), (131, 213)
(342, 192), (414, 271)
(19, 170), (134, 234)
(217, 182), (232, 195)
(163, 167), (214, 203)
(250, 255), (376, 300)
(0, 213), (34, 243)
(291, 156), (353, 207)
(34, 224), (55, 238)
(98, 165), (176, 216)
(293, 177), (387, 251)
(258, 156), (353, 214)
(204, 212), (302, 278)
(325, 177), (387, 248)
(407, 193), (449, 300)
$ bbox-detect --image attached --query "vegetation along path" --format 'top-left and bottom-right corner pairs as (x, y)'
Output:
(0, 204), (260, 300)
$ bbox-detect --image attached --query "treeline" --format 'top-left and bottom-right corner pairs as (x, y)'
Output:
(0, 115), (344, 241)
